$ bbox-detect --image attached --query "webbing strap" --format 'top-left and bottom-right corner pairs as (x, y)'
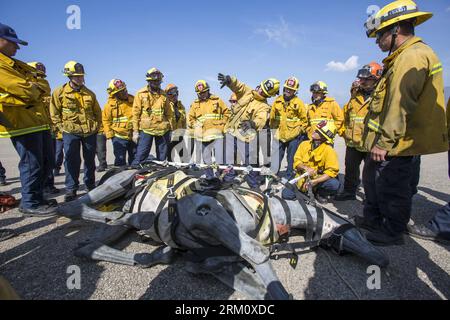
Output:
(153, 176), (194, 243)
(235, 186), (274, 244)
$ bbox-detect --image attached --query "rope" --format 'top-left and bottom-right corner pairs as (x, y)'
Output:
(319, 247), (362, 300)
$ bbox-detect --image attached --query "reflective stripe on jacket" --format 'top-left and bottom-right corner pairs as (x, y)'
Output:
(307, 97), (344, 138)
(361, 37), (448, 156)
(270, 95), (308, 142)
(132, 86), (173, 136)
(0, 53), (50, 138)
(225, 77), (270, 143)
(50, 83), (102, 136)
(188, 95), (229, 142)
(343, 92), (369, 149)
(102, 95), (134, 140)
(293, 140), (339, 190)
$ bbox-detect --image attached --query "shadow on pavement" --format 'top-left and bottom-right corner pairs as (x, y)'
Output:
(0, 217), (104, 299)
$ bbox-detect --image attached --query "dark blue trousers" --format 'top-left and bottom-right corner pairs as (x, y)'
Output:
(112, 137), (136, 166)
(96, 134), (108, 169)
(343, 146), (367, 194)
(363, 156), (414, 236)
(10, 130), (50, 209)
(132, 131), (170, 165)
(63, 133), (97, 191)
(428, 202), (450, 240)
(271, 134), (306, 180)
(43, 134), (56, 189)
(55, 139), (64, 170)
(282, 178), (340, 200)
(224, 134), (260, 188)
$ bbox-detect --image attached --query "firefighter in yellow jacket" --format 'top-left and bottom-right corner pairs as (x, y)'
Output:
(188, 80), (230, 179)
(27, 61), (60, 195)
(218, 73), (279, 188)
(335, 62), (383, 202)
(281, 120), (340, 204)
(50, 61), (102, 202)
(269, 77), (308, 179)
(307, 81), (344, 138)
(360, 0), (448, 246)
(0, 23), (56, 216)
(102, 79), (136, 167)
(131, 68), (173, 164)
(165, 84), (187, 162)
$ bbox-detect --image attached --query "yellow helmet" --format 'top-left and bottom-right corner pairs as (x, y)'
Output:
(146, 68), (164, 81)
(27, 62), (46, 77)
(195, 80), (210, 93)
(365, 0), (432, 38)
(63, 61), (85, 77)
(284, 77), (300, 92)
(315, 120), (336, 144)
(229, 93), (238, 102)
(310, 81), (328, 94)
(260, 78), (280, 97)
(107, 79), (127, 96)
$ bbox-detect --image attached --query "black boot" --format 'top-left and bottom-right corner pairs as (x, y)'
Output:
(44, 186), (61, 194)
(0, 177), (8, 186)
(0, 229), (16, 242)
(64, 190), (77, 202)
(366, 230), (405, 246)
(353, 215), (381, 233)
(19, 205), (57, 218)
(334, 191), (357, 201)
(315, 194), (331, 204)
(407, 224), (450, 244)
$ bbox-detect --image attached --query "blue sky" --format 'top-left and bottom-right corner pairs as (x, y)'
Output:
(2, 0), (450, 107)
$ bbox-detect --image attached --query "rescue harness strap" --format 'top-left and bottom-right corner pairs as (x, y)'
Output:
(270, 183), (324, 254)
(152, 175), (194, 247)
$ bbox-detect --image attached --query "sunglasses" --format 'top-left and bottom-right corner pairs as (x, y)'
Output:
(167, 90), (178, 96)
(375, 28), (391, 41)
(310, 84), (321, 92)
(229, 100), (237, 103)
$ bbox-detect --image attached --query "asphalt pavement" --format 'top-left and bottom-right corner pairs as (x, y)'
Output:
(1, 136), (449, 300)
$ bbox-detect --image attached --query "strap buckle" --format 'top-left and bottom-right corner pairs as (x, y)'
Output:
(167, 187), (176, 199)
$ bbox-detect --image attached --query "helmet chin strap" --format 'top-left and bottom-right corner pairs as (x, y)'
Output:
(388, 24), (399, 56)
(312, 96), (324, 106)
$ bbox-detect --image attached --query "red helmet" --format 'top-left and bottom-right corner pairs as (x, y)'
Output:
(357, 62), (383, 80)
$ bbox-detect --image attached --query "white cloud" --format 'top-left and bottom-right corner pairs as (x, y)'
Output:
(325, 56), (359, 72)
(254, 17), (299, 48)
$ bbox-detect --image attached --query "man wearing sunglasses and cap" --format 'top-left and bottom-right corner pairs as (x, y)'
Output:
(335, 62), (382, 202)
(50, 61), (102, 202)
(102, 79), (136, 167)
(360, 0), (447, 246)
(0, 23), (56, 216)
